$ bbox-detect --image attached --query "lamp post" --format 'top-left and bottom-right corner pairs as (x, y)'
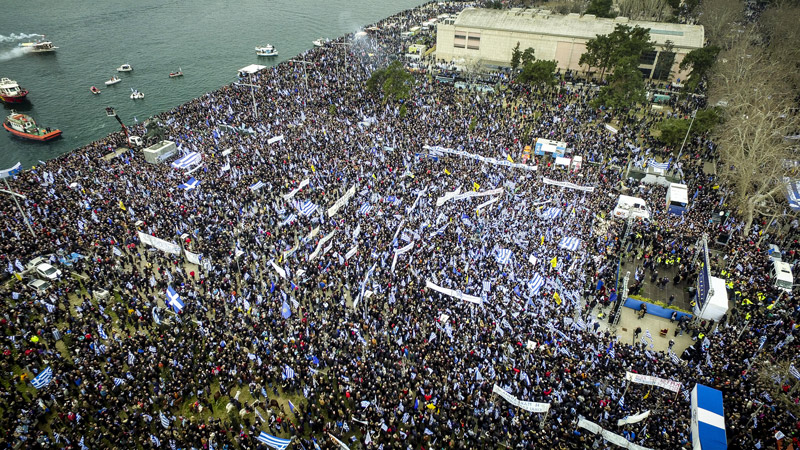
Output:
(234, 73), (260, 120)
(330, 42), (352, 75)
(676, 109), (697, 164)
(288, 60), (314, 91)
(0, 163), (35, 238)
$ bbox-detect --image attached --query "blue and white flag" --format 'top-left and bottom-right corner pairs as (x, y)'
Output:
(495, 248), (513, 265)
(559, 237), (581, 251)
(249, 181), (266, 191)
(178, 177), (201, 190)
(358, 203), (372, 215)
(573, 318), (587, 331)
(128, 351), (135, 366)
(160, 411), (170, 429)
(281, 300), (292, 319)
(113, 377), (126, 387)
(79, 436), (88, 450)
(150, 435), (161, 447)
(541, 207), (562, 220)
(288, 400), (296, 412)
(648, 158), (671, 171)
(295, 200), (318, 216)
(31, 366), (53, 389)
(283, 365), (295, 380)
(527, 273), (545, 294)
(166, 286), (184, 313)
(790, 364), (800, 380)
(14, 259), (24, 272)
(256, 431), (292, 450)
(98, 325), (108, 340)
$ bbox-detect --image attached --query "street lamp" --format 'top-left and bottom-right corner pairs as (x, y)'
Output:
(676, 109), (697, 164)
(0, 163), (35, 238)
(234, 73), (260, 120)
(330, 42), (352, 75)
(288, 60), (314, 91)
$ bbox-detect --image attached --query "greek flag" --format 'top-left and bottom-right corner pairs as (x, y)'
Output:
(114, 377), (126, 386)
(79, 436), (87, 450)
(295, 200), (318, 216)
(645, 330), (652, 340)
(150, 434), (161, 447)
(283, 365), (295, 380)
(249, 181), (266, 191)
(541, 207), (562, 220)
(43, 302), (56, 313)
(359, 203), (372, 215)
(166, 286), (184, 313)
(160, 411), (170, 428)
(573, 318), (587, 331)
(527, 274), (545, 295)
(790, 364), (800, 380)
(98, 325), (108, 340)
(171, 151), (201, 169)
(669, 350), (681, 365)
(15, 259), (24, 272)
(128, 352), (135, 366)
(256, 431), (292, 450)
(31, 366), (53, 389)
(178, 177), (201, 190)
(495, 248), (513, 264)
(280, 213), (297, 226)
(559, 236), (581, 251)
(648, 158), (671, 170)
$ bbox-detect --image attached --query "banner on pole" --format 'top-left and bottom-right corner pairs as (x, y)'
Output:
(625, 372), (682, 393)
(492, 384), (551, 413)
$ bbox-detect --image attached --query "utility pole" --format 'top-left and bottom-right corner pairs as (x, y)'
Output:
(0, 163), (35, 238)
(234, 73), (261, 120)
(676, 109), (697, 163)
(288, 59), (314, 92)
(330, 42), (352, 77)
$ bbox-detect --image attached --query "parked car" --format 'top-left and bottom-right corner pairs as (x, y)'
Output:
(26, 278), (51, 294)
(35, 263), (62, 281)
(25, 255), (52, 272)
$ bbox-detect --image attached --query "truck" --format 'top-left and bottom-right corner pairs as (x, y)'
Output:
(771, 260), (794, 293)
(612, 195), (651, 220)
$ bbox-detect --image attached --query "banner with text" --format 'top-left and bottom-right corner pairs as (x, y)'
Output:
(492, 384), (551, 413)
(138, 232), (182, 255)
(625, 372), (682, 393)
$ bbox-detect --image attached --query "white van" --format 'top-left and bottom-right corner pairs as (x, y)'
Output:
(612, 195), (651, 220)
(771, 261), (794, 293)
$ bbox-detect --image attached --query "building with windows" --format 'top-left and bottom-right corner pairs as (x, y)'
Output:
(435, 8), (705, 81)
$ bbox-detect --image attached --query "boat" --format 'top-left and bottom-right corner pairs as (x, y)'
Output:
(104, 76), (121, 86)
(169, 68), (183, 78)
(117, 64), (133, 72)
(19, 36), (58, 53)
(90, 86), (101, 95)
(255, 45), (278, 57)
(312, 38), (328, 47)
(0, 78), (29, 103)
(3, 111), (62, 141)
(130, 88), (144, 100)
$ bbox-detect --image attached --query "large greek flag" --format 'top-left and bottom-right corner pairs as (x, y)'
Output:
(171, 151), (201, 169)
(559, 236), (581, 251)
(527, 273), (545, 294)
(256, 431), (292, 450)
(495, 248), (513, 265)
(249, 181), (266, 191)
(358, 203), (372, 215)
(541, 207), (562, 220)
(691, 384), (727, 450)
(166, 286), (184, 313)
(648, 158), (671, 171)
(295, 200), (318, 216)
(31, 366), (53, 389)
(178, 177), (201, 190)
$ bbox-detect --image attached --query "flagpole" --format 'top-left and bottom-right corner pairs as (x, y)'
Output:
(1, 175), (35, 238)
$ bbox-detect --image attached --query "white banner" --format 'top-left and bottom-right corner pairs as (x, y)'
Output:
(267, 135), (284, 144)
(184, 249), (203, 265)
(605, 124), (618, 134)
(327, 185), (356, 218)
(302, 226), (320, 244)
(578, 418), (654, 450)
(542, 177), (595, 193)
(452, 188), (504, 202)
(283, 178), (310, 200)
(282, 244), (299, 259)
(617, 410), (651, 426)
(138, 232), (182, 255)
(425, 279), (482, 304)
(270, 260), (286, 279)
(624, 372), (682, 393)
(476, 197), (500, 210)
(435, 187), (462, 207)
(345, 246), (358, 260)
(424, 145), (537, 172)
(394, 242), (414, 255)
(492, 384), (551, 413)
(309, 231), (336, 261)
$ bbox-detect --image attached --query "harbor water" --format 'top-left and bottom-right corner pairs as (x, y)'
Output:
(0, 0), (426, 169)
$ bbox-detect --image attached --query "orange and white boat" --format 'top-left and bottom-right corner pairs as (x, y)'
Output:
(3, 111), (61, 141)
(0, 78), (29, 103)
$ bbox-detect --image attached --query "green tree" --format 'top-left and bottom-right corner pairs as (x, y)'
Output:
(656, 108), (721, 146)
(579, 34), (615, 79)
(586, 0), (615, 18)
(592, 56), (646, 109)
(521, 48), (536, 66)
(511, 42), (522, 70)
(366, 61), (415, 103)
(580, 25), (653, 80)
(679, 46), (720, 91)
(518, 60), (558, 85)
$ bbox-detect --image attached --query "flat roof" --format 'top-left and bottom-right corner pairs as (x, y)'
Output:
(237, 64), (266, 75)
(452, 8), (704, 49)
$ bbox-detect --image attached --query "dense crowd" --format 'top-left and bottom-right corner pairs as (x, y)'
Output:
(0, 1), (798, 449)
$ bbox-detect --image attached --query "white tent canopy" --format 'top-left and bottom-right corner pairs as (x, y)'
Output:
(237, 64), (266, 75)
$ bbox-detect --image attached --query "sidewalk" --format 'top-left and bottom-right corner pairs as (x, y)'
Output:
(590, 305), (695, 355)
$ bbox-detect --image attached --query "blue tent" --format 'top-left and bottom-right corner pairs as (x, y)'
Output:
(691, 384), (727, 450)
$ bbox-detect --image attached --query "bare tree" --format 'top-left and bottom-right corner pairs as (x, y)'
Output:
(617, 0), (673, 21)
(696, 0), (745, 49)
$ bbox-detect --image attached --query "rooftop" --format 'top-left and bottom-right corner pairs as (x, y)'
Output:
(451, 8), (705, 49)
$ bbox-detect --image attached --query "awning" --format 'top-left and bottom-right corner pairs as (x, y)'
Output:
(237, 64), (266, 75)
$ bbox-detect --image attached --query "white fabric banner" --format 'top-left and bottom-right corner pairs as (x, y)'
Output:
(394, 242), (414, 255)
(283, 178), (310, 200)
(267, 135), (284, 144)
(492, 384), (551, 413)
(617, 410), (651, 426)
(138, 232), (182, 255)
(476, 197), (500, 210)
(270, 260), (286, 279)
(302, 226), (320, 244)
(327, 185), (356, 218)
(624, 372), (682, 393)
(452, 188), (504, 202)
(345, 246), (358, 260)
(436, 187), (462, 207)
(184, 250), (202, 265)
(425, 279), (482, 304)
(578, 418), (654, 450)
(542, 177), (595, 193)
(424, 145), (538, 172)
(309, 231), (336, 261)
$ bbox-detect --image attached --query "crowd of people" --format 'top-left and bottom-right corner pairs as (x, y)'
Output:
(0, 1), (798, 449)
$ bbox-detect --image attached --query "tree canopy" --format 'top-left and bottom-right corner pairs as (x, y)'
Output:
(366, 61), (415, 104)
(518, 60), (558, 85)
(656, 108), (720, 147)
(586, 0), (615, 18)
(579, 25), (654, 80)
(592, 56), (646, 109)
(679, 46), (720, 91)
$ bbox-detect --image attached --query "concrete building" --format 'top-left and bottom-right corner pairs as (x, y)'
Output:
(435, 8), (705, 82)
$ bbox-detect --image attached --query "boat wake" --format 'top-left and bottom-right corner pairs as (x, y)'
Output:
(0, 47), (32, 62)
(0, 33), (42, 43)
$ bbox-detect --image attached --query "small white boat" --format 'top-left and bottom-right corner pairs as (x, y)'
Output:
(19, 36), (58, 53)
(255, 45), (278, 57)
(117, 64), (133, 72)
(104, 76), (121, 86)
(130, 88), (144, 100)
(169, 68), (183, 78)
(312, 38), (327, 47)
(90, 86), (101, 95)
